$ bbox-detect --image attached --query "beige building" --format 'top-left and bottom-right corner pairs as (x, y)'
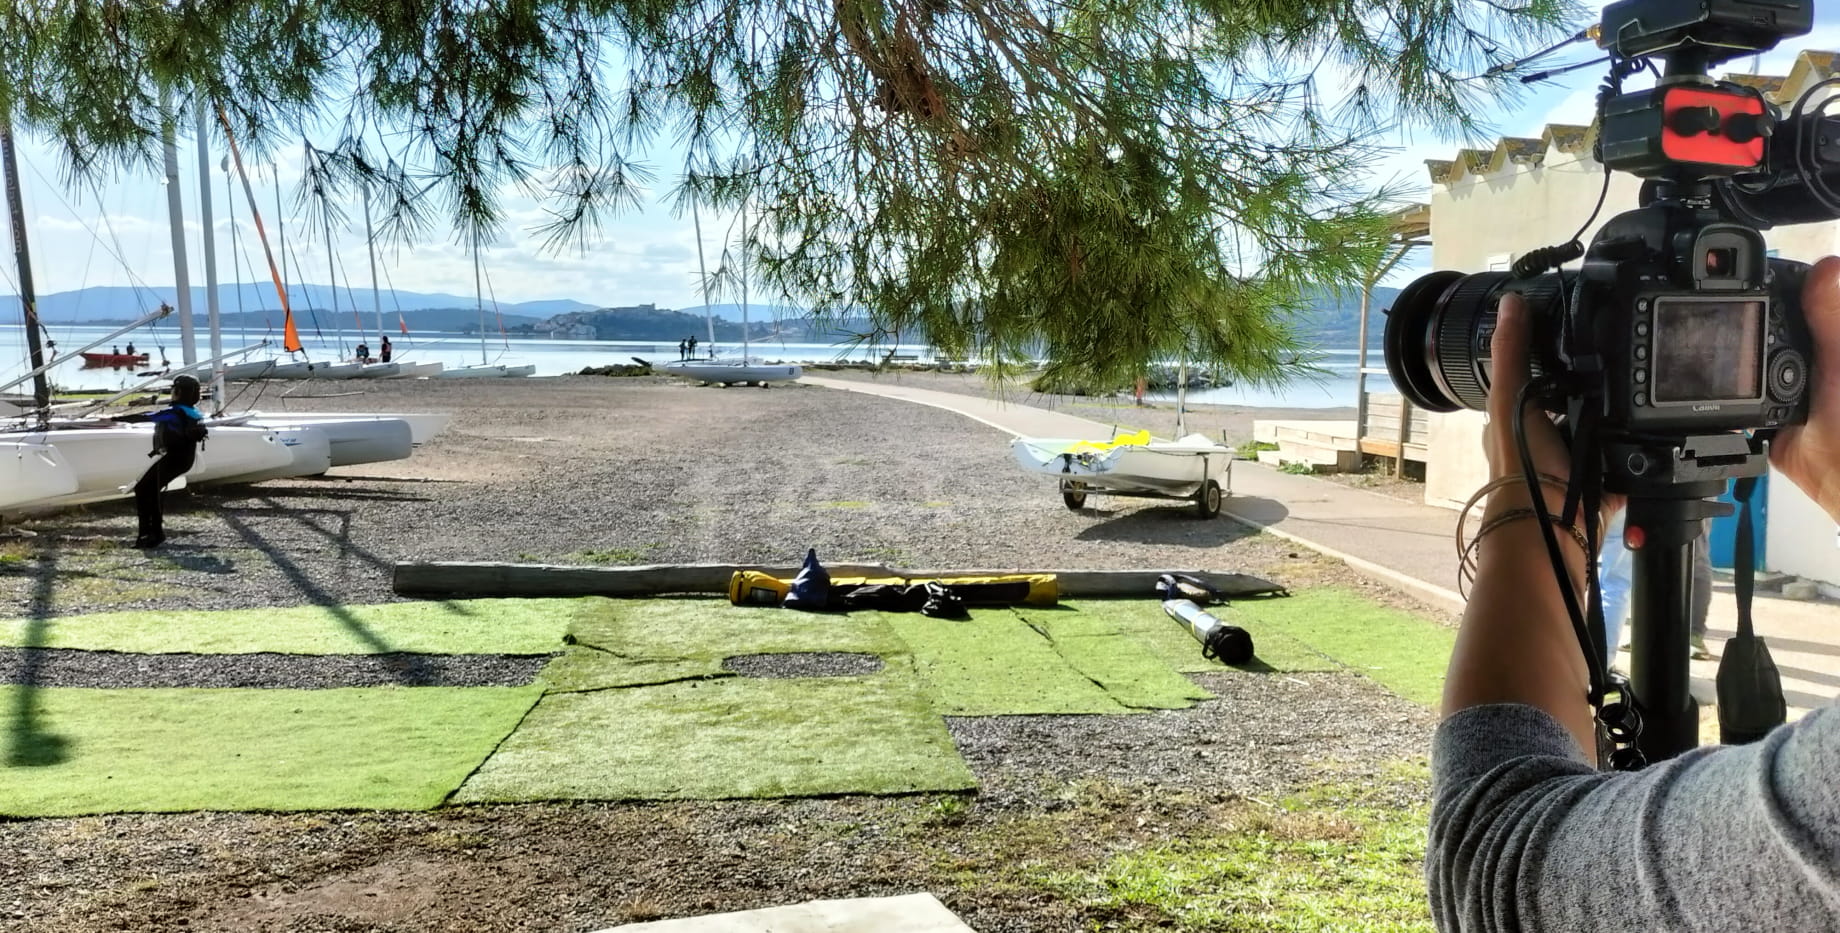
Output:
(1417, 51), (1840, 586)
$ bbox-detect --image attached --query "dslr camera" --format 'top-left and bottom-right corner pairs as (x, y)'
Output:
(1384, 0), (1821, 442)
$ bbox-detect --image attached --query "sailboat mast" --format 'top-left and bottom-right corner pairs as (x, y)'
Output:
(363, 182), (382, 341)
(740, 199), (750, 362)
(274, 164), (289, 346)
(0, 123), (50, 415)
(194, 100), (225, 409)
(692, 201), (715, 355)
(319, 187), (343, 359)
(472, 228), (487, 365)
(161, 94), (198, 366)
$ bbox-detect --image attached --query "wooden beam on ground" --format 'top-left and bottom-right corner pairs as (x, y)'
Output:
(392, 561), (1285, 600)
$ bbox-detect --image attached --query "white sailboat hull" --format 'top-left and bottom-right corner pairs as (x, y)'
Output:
(239, 411), (449, 446)
(184, 426), (296, 484)
(660, 359), (802, 385)
(0, 425), (182, 508)
(0, 441), (79, 509)
(437, 363), (534, 379)
(391, 361), (444, 378)
(193, 424), (333, 485)
(1011, 434), (1233, 496)
(354, 362), (401, 379)
(243, 416), (413, 467)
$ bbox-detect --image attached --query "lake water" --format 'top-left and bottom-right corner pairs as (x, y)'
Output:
(1, 324), (1390, 409)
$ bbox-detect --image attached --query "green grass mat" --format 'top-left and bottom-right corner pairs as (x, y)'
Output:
(0, 686), (541, 816)
(0, 599), (585, 655)
(1036, 591), (1451, 706)
(887, 612), (1128, 715)
(454, 669), (974, 802)
(567, 599), (908, 659)
(1231, 590), (1454, 707)
(1023, 603), (1337, 675)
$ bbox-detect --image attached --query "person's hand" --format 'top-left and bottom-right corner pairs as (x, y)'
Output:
(1771, 255), (1840, 522)
(1488, 292), (1627, 528)
(1483, 292), (1574, 520)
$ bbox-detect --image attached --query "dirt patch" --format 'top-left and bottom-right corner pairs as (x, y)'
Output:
(723, 652), (886, 678)
(0, 647), (553, 689)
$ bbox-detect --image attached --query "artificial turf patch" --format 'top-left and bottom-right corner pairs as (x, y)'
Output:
(0, 685), (541, 816)
(567, 598), (908, 658)
(1032, 591), (1452, 705)
(886, 612), (1129, 715)
(0, 599), (584, 656)
(454, 667), (974, 802)
(1231, 590), (1454, 707)
(1023, 602), (1337, 675)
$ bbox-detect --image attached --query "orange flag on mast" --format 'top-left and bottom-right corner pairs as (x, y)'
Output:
(399, 312), (409, 335)
(218, 107), (304, 354)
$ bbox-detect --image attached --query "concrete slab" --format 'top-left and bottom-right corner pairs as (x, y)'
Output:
(594, 893), (976, 932)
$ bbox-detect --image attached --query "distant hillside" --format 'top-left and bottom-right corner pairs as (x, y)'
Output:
(540, 305), (783, 342)
(211, 307), (546, 335)
(5, 283), (598, 324)
(1296, 285), (1400, 351)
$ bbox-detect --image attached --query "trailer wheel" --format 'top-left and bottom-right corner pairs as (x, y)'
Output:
(1060, 481), (1088, 511)
(1194, 479), (1222, 519)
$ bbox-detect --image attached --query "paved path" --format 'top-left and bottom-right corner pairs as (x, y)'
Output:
(807, 375), (1840, 714)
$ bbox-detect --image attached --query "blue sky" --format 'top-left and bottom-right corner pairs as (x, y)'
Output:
(6, 7), (1840, 312)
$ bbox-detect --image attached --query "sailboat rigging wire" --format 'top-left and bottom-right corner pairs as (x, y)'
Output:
(480, 257), (510, 353)
(282, 234), (328, 343)
(16, 152), (164, 310)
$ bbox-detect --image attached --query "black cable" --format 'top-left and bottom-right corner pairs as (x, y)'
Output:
(1511, 376), (1607, 699)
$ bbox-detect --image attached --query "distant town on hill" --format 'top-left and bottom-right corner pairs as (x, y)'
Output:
(7, 282), (1400, 350)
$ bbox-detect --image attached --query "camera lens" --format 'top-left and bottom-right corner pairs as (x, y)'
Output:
(1382, 270), (1567, 412)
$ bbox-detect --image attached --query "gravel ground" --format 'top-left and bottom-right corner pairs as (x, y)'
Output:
(1, 375), (1335, 620)
(0, 648), (553, 689)
(0, 374), (1447, 932)
(722, 652), (886, 678)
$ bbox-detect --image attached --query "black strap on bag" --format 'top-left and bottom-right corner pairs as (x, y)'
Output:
(1717, 475), (1787, 745)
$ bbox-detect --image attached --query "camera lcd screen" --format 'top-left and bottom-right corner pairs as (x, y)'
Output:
(1651, 299), (1763, 403)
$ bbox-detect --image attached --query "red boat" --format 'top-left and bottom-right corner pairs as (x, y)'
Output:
(80, 352), (150, 369)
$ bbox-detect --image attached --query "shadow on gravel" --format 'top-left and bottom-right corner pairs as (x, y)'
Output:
(213, 509), (430, 686)
(6, 551), (72, 768)
(239, 486), (436, 504)
(1072, 508), (1265, 547)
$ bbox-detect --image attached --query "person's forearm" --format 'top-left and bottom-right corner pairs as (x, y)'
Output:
(1443, 518), (1596, 756)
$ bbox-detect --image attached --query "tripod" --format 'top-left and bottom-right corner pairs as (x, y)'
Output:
(1608, 433), (1778, 763)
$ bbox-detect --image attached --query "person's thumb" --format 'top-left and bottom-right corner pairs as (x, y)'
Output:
(1489, 291), (1531, 423)
(1800, 256), (1840, 392)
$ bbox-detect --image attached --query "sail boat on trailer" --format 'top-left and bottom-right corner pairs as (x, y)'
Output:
(659, 199), (801, 386)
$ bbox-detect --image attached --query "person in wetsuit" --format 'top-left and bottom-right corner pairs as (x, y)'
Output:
(380, 335), (392, 363)
(132, 374), (207, 549)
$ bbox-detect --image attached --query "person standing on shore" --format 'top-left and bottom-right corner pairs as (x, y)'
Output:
(380, 335), (393, 363)
(688, 335), (698, 359)
(131, 375), (208, 549)
(678, 338), (689, 361)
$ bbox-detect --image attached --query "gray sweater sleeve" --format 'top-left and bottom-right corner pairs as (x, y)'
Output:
(1427, 703), (1840, 932)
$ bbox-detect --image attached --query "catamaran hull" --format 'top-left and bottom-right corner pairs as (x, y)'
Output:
(245, 416), (413, 467)
(659, 360), (802, 385)
(391, 361), (444, 378)
(437, 363), (534, 378)
(241, 411), (449, 446)
(354, 362), (402, 379)
(192, 424), (333, 485)
(0, 441), (79, 509)
(0, 426), (181, 508)
(184, 426), (296, 484)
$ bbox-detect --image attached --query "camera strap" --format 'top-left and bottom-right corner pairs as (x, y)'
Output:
(1717, 474), (1788, 744)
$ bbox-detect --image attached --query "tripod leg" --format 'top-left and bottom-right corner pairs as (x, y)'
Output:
(1629, 540), (1699, 761)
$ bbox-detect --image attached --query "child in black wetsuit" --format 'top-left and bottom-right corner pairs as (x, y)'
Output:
(132, 375), (208, 549)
